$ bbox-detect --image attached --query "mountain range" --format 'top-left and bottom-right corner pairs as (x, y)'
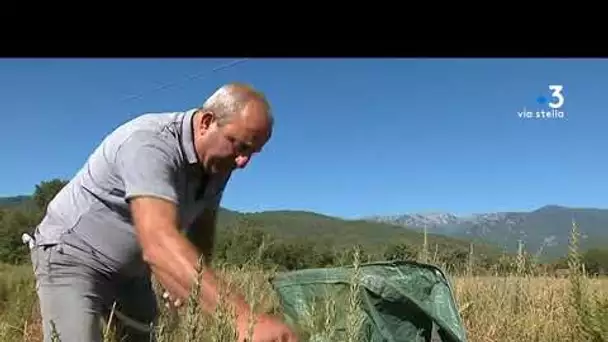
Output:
(366, 205), (608, 259)
(0, 194), (499, 259)
(2, 194), (606, 260)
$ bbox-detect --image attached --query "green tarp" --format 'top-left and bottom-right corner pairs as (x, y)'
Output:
(270, 260), (468, 342)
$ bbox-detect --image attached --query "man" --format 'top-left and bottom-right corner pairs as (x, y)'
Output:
(30, 83), (298, 342)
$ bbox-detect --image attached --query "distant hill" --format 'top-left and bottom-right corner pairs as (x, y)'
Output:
(0, 196), (30, 207)
(0, 195), (499, 259)
(216, 209), (496, 253)
(367, 205), (608, 260)
(5, 195), (603, 260)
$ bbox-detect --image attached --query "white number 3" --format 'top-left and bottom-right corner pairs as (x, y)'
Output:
(548, 85), (564, 109)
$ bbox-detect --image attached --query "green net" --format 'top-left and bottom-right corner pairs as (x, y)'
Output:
(270, 260), (468, 342)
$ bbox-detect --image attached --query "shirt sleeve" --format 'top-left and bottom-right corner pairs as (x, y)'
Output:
(115, 132), (180, 204)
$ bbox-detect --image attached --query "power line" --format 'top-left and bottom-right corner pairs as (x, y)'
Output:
(119, 58), (250, 103)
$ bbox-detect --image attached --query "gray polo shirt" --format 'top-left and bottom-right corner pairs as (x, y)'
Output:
(34, 108), (231, 275)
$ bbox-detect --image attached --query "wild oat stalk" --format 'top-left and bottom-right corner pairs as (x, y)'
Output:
(512, 240), (526, 316)
(466, 242), (475, 277)
(183, 256), (205, 341)
(49, 320), (60, 342)
(567, 219), (608, 342)
(420, 225), (429, 264)
(208, 268), (238, 342)
(102, 301), (117, 342)
(346, 246), (364, 342)
(567, 218), (587, 340)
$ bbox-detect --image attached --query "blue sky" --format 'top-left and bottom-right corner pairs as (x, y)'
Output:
(1, 58), (606, 218)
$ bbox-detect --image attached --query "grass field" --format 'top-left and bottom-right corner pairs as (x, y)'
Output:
(0, 223), (606, 341)
(0, 259), (606, 342)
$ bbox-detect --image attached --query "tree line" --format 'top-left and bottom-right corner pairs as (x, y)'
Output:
(1, 179), (607, 276)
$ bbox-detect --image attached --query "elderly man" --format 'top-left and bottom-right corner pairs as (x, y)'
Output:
(30, 83), (298, 342)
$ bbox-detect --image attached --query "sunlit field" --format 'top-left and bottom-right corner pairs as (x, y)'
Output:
(1, 235), (606, 342)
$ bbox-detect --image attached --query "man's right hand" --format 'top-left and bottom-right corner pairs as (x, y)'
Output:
(237, 313), (299, 342)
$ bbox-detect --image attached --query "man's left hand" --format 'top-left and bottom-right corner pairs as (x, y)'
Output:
(162, 291), (182, 308)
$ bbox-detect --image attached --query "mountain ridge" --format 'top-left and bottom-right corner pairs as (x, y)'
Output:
(366, 205), (608, 259)
(2, 195), (605, 260)
(0, 195), (502, 262)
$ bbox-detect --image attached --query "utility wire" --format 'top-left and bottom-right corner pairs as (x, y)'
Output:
(119, 58), (250, 103)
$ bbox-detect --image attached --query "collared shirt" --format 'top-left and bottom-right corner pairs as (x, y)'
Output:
(34, 108), (231, 275)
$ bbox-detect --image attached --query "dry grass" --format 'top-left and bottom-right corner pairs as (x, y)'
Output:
(0, 264), (606, 341)
(0, 223), (606, 341)
(453, 276), (607, 342)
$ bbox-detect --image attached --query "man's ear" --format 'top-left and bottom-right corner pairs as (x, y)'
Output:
(200, 111), (215, 131)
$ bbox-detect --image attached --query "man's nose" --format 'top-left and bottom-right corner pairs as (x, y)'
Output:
(235, 155), (250, 169)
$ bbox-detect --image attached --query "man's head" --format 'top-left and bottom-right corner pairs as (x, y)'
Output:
(192, 83), (273, 174)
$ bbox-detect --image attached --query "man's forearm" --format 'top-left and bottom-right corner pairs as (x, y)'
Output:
(129, 197), (246, 319)
(144, 226), (250, 319)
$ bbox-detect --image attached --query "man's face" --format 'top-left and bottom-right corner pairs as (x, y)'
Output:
(196, 102), (271, 174)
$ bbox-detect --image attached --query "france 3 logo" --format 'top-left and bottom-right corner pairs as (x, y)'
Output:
(517, 85), (566, 120)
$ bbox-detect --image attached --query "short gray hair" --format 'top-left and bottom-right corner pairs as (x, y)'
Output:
(201, 83), (273, 127)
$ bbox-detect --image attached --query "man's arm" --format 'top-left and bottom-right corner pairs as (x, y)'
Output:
(116, 133), (252, 323)
(130, 196), (251, 317)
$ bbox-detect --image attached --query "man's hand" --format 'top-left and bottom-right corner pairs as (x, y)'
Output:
(162, 290), (182, 309)
(161, 290), (298, 341)
(237, 313), (299, 342)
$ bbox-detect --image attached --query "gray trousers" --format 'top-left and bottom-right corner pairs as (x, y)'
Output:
(30, 240), (158, 342)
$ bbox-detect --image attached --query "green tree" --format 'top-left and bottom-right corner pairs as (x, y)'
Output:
(0, 208), (38, 264)
(0, 178), (69, 264)
(33, 178), (68, 212)
(582, 248), (608, 275)
(383, 243), (417, 261)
